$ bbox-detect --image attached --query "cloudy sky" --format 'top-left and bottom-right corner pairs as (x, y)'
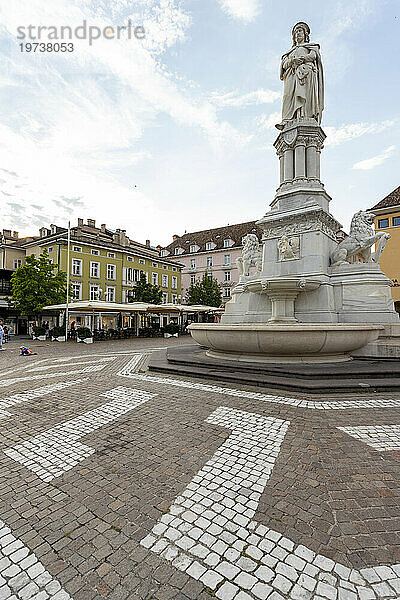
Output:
(0, 0), (399, 246)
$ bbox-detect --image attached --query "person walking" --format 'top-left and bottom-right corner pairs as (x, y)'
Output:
(0, 320), (4, 351)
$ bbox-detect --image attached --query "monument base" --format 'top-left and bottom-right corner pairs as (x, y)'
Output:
(148, 346), (400, 394)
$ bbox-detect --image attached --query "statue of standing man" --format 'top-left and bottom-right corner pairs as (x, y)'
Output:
(277, 22), (324, 129)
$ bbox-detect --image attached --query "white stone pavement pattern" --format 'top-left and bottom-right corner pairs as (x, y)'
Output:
(1, 344), (400, 598)
(4, 386), (156, 482)
(139, 401), (400, 600)
(0, 379), (88, 419)
(0, 519), (73, 600)
(338, 425), (400, 452)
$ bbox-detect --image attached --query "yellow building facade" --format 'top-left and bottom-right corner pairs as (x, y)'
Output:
(371, 185), (400, 312)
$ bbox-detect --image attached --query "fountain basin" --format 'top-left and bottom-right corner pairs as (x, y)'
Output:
(188, 323), (383, 363)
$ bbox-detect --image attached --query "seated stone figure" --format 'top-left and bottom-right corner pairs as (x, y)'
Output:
(236, 234), (262, 277)
(331, 210), (391, 267)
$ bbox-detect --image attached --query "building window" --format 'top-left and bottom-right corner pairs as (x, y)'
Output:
(72, 246), (82, 252)
(207, 256), (213, 268)
(13, 259), (22, 269)
(72, 258), (82, 276)
(91, 249), (99, 255)
(128, 256), (134, 262)
(90, 261), (100, 278)
(172, 294), (178, 304)
(223, 288), (231, 298)
(106, 287), (115, 302)
(224, 239), (230, 248)
(172, 267), (177, 271)
(72, 282), (82, 300)
(378, 218), (389, 228)
(162, 292), (168, 304)
(107, 264), (116, 280)
(206, 242), (212, 250)
(190, 274), (196, 285)
(107, 252), (115, 258)
(224, 254), (231, 266)
(190, 245), (196, 253)
(140, 270), (149, 283)
(174, 248), (180, 255)
(393, 217), (400, 227)
(190, 258), (196, 269)
(152, 272), (158, 285)
(162, 274), (168, 287)
(172, 276), (178, 289)
(224, 271), (231, 282)
(139, 259), (145, 264)
(152, 262), (158, 267)
(160, 250), (167, 257)
(90, 285), (100, 301)
(48, 247), (53, 252)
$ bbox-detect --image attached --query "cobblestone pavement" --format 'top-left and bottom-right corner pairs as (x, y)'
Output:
(1, 338), (400, 600)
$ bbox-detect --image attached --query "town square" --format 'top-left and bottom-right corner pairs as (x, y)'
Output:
(1, 1), (400, 599)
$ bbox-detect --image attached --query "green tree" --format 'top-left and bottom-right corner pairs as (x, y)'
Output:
(10, 249), (68, 316)
(186, 272), (222, 307)
(130, 273), (163, 304)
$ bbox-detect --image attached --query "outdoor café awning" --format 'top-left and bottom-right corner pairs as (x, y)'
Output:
(42, 301), (221, 313)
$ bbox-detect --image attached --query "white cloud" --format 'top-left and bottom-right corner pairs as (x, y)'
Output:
(258, 112), (281, 129)
(211, 89), (280, 108)
(0, 0), (252, 238)
(324, 120), (395, 146)
(352, 145), (395, 170)
(217, 0), (261, 23)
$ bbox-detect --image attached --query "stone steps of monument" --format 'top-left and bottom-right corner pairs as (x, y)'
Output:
(147, 346), (400, 394)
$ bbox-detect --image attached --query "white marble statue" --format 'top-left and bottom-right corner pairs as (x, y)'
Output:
(277, 21), (324, 129)
(330, 210), (391, 267)
(236, 234), (262, 277)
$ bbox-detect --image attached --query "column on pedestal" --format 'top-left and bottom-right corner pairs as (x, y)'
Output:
(283, 147), (294, 182)
(294, 136), (307, 179)
(306, 141), (320, 180)
(279, 154), (284, 184)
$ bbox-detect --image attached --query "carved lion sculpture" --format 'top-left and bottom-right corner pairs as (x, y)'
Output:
(236, 233), (262, 277)
(330, 210), (391, 267)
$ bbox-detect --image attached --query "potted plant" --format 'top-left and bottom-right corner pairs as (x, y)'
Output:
(51, 326), (66, 342)
(76, 326), (93, 344)
(162, 323), (179, 338)
(32, 326), (46, 341)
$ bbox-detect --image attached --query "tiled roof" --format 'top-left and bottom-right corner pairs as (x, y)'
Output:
(164, 221), (262, 255)
(371, 186), (400, 211)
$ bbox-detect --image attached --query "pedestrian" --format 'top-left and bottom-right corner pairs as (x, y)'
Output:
(0, 320), (4, 351)
(3, 325), (9, 343)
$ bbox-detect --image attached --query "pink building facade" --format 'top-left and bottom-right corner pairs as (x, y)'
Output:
(159, 221), (262, 303)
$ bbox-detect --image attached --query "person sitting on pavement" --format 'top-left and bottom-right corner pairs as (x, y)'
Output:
(20, 346), (37, 356)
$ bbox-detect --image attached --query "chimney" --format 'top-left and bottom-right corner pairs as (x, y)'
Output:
(87, 218), (96, 228)
(78, 218), (84, 227)
(3, 229), (11, 237)
(113, 233), (119, 244)
(156, 244), (162, 252)
(146, 239), (150, 247)
(101, 224), (106, 233)
(173, 234), (179, 241)
(12, 231), (19, 239)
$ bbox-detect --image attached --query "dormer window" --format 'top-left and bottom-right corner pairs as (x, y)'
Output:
(174, 247), (181, 255)
(224, 239), (231, 248)
(190, 245), (196, 253)
(160, 250), (167, 257)
(206, 242), (212, 250)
